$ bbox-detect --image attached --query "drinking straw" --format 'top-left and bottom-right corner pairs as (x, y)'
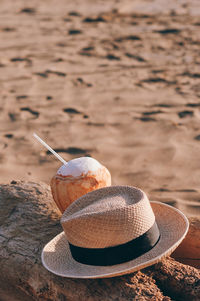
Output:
(33, 133), (68, 165)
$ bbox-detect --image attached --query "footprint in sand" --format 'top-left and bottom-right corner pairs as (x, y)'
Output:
(155, 28), (181, 34)
(153, 104), (174, 108)
(137, 117), (156, 122)
(46, 147), (89, 155)
(34, 72), (48, 78)
(34, 70), (66, 78)
(73, 78), (92, 87)
(81, 46), (95, 52)
(142, 78), (176, 84)
(83, 16), (106, 23)
(20, 8), (36, 14)
(8, 112), (19, 122)
(181, 72), (200, 79)
(46, 96), (53, 100)
(20, 107), (39, 119)
(142, 110), (163, 116)
(4, 134), (13, 139)
(178, 111), (193, 118)
(194, 135), (200, 141)
(2, 27), (15, 32)
(63, 108), (89, 119)
(79, 46), (95, 57)
(68, 11), (81, 17)
(115, 35), (141, 42)
(105, 54), (120, 61)
(68, 29), (82, 35)
(46, 70), (67, 77)
(10, 57), (32, 65)
(53, 58), (64, 62)
(151, 70), (165, 74)
(63, 108), (81, 114)
(186, 103), (200, 107)
(125, 53), (146, 62)
(16, 95), (28, 100)
(87, 122), (104, 127)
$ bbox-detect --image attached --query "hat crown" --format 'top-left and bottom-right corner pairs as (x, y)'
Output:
(61, 186), (155, 248)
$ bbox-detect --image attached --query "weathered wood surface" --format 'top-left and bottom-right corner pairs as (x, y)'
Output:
(0, 182), (199, 301)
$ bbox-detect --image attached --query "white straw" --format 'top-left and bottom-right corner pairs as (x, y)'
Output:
(33, 133), (68, 165)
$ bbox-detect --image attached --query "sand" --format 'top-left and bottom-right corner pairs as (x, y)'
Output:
(1, 0), (200, 217)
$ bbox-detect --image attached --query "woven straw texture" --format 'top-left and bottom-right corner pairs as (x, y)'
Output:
(61, 186), (155, 248)
(42, 188), (189, 278)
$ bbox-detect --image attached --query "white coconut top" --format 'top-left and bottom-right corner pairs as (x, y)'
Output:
(57, 157), (102, 177)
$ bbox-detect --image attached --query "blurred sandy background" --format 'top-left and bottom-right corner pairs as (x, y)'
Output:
(1, 0), (200, 216)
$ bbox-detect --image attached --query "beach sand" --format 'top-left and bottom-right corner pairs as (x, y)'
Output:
(1, 0), (200, 217)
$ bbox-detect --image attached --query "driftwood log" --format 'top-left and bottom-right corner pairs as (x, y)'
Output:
(0, 181), (199, 301)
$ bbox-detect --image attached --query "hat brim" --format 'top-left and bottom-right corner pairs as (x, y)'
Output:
(41, 201), (189, 278)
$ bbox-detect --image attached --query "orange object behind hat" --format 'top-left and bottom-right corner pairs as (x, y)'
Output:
(50, 157), (111, 213)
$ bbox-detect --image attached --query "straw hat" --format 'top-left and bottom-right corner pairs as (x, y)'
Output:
(42, 186), (189, 278)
